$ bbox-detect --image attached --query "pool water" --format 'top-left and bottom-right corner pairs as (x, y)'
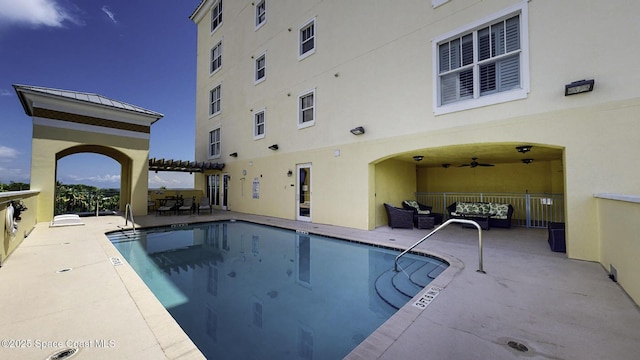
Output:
(108, 221), (447, 359)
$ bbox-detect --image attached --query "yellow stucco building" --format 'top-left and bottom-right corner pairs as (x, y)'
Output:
(189, 0), (640, 303)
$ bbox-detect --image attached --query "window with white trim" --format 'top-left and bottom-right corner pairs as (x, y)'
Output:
(434, 4), (528, 114)
(254, 109), (265, 139)
(209, 128), (221, 158)
(255, 53), (266, 84)
(209, 85), (221, 116)
(299, 18), (315, 60)
(298, 90), (315, 128)
(210, 0), (222, 33)
(255, 0), (266, 29)
(210, 41), (222, 74)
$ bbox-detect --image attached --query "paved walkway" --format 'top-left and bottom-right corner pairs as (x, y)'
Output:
(0, 212), (638, 359)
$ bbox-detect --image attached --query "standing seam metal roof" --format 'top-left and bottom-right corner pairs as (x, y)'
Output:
(13, 84), (164, 119)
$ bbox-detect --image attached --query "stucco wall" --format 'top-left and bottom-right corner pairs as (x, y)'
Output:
(31, 125), (150, 221)
(596, 196), (640, 305)
(1, 191), (39, 265)
(419, 160), (561, 194)
(191, 0), (640, 264)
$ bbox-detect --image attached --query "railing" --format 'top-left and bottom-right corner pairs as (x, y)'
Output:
(415, 192), (565, 228)
(394, 219), (485, 274)
(124, 203), (136, 234)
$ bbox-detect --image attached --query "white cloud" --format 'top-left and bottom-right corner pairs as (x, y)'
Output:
(0, 89), (12, 96)
(0, 145), (19, 160)
(65, 173), (120, 183)
(149, 172), (194, 189)
(101, 5), (117, 24)
(0, 0), (83, 27)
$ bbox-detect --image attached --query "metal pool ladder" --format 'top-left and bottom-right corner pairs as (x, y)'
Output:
(125, 203), (136, 234)
(394, 219), (485, 274)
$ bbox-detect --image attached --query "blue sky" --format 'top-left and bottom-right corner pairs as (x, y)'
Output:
(0, 0), (201, 188)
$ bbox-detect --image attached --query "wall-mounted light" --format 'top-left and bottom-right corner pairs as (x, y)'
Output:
(441, 163), (451, 168)
(268, 144), (279, 150)
(413, 155), (424, 162)
(287, 170), (293, 177)
(350, 126), (365, 135)
(516, 145), (532, 154)
(565, 79), (595, 96)
(522, 158), (534, 164)
(229, 152), (238, 157)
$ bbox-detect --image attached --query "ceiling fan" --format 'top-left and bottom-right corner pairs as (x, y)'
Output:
(459, 157), (494, 168)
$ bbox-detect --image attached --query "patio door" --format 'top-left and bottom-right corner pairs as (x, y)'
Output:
(221, 173), (230, 210)
(296, 164), (312, 222)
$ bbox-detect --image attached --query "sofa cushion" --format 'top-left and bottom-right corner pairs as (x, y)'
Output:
(453, 202), (509, 219)
(489, 203), (510, 219)
(455, 202), (484, 215)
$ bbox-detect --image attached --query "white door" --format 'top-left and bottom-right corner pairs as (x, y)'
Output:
(296, 164), (311, 222)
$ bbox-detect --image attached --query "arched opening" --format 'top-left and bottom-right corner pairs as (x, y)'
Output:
(56, 145), (133, 215)
(373, 142), (565, 229)
(56, 152), (122, 216)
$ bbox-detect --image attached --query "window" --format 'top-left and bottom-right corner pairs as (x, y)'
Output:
(433, 3), (528, 114)
(255, 53), (266, 84)
(209, 85), (221, 116)
(298, 90), (315, 128)
(210, 0), (222, 33)
(299, 18), (315, 60)
(255, 0), (266, 29)
(254, 109), (265, 139)
(209, 128), (221, 158)
(210, 41), (222, 74)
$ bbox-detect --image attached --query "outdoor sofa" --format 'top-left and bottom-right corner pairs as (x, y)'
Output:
(447, 201), (514, 228)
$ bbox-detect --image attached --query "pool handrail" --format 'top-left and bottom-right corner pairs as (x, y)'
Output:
(125, 203), (136, 234)
(394, 218), (485, 273)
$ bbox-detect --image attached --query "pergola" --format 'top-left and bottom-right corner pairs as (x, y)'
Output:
(148, 158), (224, 173)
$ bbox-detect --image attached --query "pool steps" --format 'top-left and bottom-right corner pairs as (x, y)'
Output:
(375, 259), (445, 309)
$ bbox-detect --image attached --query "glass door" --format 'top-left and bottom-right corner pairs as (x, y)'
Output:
(296, 164), (311, 222)
(221, 173), (230, 210)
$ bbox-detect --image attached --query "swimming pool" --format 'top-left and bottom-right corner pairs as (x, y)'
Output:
(108, 221), (448, 359)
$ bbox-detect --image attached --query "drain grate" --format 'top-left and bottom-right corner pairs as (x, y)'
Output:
(47, 347), (79, 360)
(507, 340), (529, 352)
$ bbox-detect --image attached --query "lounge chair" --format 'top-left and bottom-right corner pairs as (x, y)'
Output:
(383, 203), (414, 229)
(156, 199), (177, 215)
(198, 197), (212, 214)
(178, 197), (194, 215)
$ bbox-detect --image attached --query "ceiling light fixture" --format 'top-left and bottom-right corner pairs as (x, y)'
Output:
(521, 158), (534, 164)
(268, 144), (279, 150)
(229, 152), (238, 157)
(413, 155), (424, 162)
(350, 126), (365, 135)
(516, 145), (533, 153)
(441, 163), (451, 168)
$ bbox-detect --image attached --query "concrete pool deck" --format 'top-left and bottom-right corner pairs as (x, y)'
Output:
(0, 212), (639, 359)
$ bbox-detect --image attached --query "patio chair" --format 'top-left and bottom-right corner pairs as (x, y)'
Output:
(198, 197), (212, 214)
(178, 197), (195, 215)
(402, 200), (443, 225)
(383, 203), (414, 229)
(156, 199), (177, 216)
